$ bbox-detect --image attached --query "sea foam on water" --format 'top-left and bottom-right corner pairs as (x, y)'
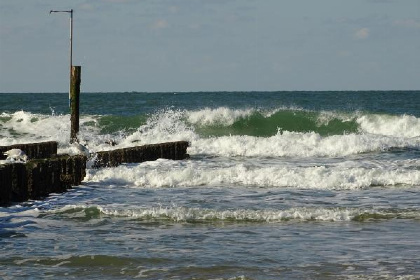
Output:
(357, 114), (420, 138)
(85, 158), (420, 190)
(45, 204), (420, 223)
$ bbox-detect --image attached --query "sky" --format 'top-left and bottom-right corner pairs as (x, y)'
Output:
(0, 0), (419, 92)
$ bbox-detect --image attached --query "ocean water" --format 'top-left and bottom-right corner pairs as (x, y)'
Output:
(1, 91), (420, 279)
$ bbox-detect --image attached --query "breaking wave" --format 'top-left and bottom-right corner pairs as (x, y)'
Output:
(85, 159), (420, 190)
(44, 204), (420, 223)
(1, 108), (420, 157)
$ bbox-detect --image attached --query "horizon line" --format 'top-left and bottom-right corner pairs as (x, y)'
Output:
(1, 89), (419, 94)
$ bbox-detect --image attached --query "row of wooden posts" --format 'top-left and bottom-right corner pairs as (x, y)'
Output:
(0, 141), (189, 206)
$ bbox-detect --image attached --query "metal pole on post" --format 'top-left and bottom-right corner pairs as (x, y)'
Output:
(69, 9), (73, 107)
(50, 9), (80, 143)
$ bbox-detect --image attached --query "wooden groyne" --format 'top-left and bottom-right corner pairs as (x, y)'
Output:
(93, 141), (189, 168)
(0, 141), (58, 160)
(1, 141), (189, 206)
(0, 154), (86, 206)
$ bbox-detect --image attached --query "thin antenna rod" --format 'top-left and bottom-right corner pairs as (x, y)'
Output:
(50, 9), (73, 106)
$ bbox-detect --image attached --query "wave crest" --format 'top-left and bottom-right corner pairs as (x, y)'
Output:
(86, 160), (420, 190)
(358, 114), (420, 138)
(46, 205), (420, 223)
(2, 108), (419, 158)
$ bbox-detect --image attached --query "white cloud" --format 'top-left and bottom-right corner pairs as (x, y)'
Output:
(354, 28), (369, 39)
(151, 19), (169, 30)
(393, 19), (420, 29)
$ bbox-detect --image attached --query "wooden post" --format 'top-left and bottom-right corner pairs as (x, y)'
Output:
(70, 66), (81, 143)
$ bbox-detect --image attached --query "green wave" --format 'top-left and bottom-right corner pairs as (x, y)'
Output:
(94, 115), (147, 134)
(85, 109), (359, 137)
(193, 110), (359, 137)
(5, 255), (169, 268)
(39, 206), (103, 222)
(352, 209), (419, 222)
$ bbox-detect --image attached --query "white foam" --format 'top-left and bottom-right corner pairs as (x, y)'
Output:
(116, 109), (196, 149)
(0, 111), (101, 149)
(100, 206), (358, 222)
(187, 107), (255, 126)
(0, 111), (68, 145)
(46, 204), (420, 223)
(190, 132), (420, 158)
(357, 114), (420, 138)
(85, 159), (420, 190)
(0, 111), (120, 154)
(316, 110), (358, 126)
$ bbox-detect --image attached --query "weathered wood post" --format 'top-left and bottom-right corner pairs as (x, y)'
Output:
(70, 66), (81, 143)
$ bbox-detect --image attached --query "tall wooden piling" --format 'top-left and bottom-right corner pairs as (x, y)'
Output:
(70, 66), (81, 143)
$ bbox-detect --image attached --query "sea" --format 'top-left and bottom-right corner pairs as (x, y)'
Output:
(0, 91), (420, 279)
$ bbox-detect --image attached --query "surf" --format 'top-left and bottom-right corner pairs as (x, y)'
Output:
(2, 108), (420, 158)
(85, 158), (420, 190)
(42, 204), (420, 223)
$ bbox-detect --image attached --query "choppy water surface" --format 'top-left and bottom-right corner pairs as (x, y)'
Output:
(1, 91), (420, 279)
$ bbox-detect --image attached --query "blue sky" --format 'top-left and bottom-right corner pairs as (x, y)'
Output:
(0, 0), (419, 92)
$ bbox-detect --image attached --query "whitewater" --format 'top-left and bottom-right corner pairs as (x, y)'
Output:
(1, 91), (420, 279)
